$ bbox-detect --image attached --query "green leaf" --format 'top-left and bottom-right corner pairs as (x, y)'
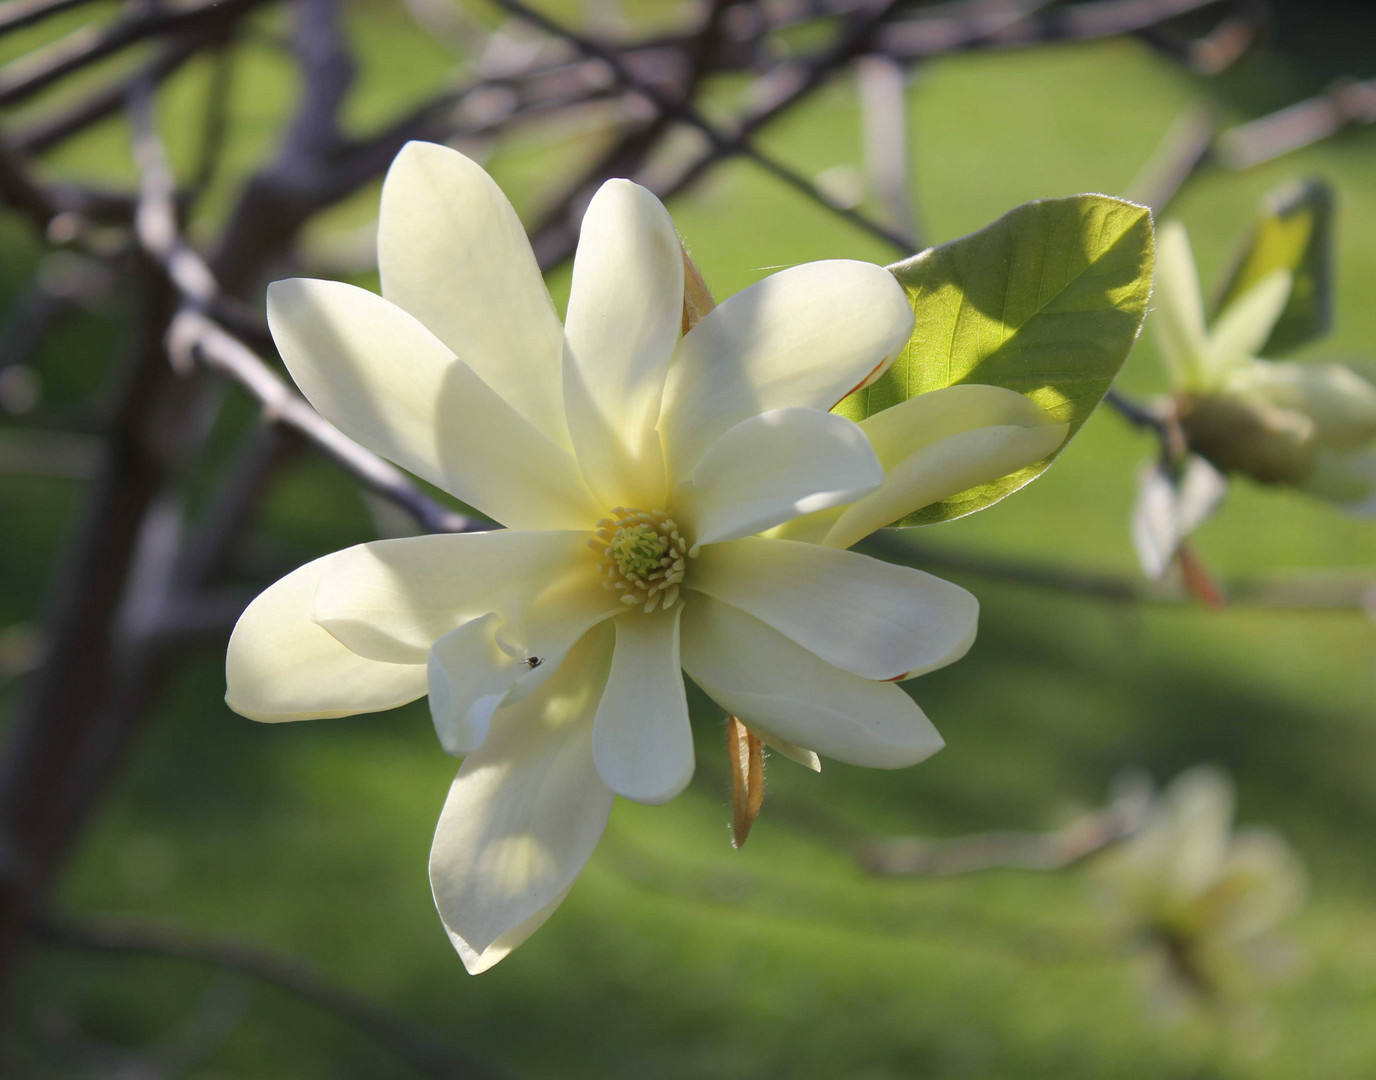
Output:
(835, 194), (1154, 526)
(1213, 178), (1333, 356)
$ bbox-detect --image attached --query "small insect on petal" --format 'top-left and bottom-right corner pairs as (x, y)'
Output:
(728, 715), (765, 849)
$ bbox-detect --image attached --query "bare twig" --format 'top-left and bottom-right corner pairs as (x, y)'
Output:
(0, 0), (99, 38)
(862, 782), (1150, 875)
(33, 913), (511, 1080)
(0, 0), (266, 110)
(1217, 77), (1376, 171)
(492, 0), (918, 256)
(864, 532), (1376, 612)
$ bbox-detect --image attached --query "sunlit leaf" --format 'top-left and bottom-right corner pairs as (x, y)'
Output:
(835, 195), (1154, 526)
(1213, 178), (1333, 356)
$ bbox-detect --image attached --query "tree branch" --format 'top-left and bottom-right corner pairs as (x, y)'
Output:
(32, 913), (511, 1080)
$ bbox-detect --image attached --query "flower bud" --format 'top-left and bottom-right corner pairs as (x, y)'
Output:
(1226, 360), (1376, 450)
(1177, 390), (1316, 485)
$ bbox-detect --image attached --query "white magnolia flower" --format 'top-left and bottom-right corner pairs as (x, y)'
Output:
(225, 142), (1067, 972)
(1155, 220), (1376, 512)
(1096, 766), (1306, 1003)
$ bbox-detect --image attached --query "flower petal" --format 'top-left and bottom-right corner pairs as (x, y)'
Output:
(658, 260), (914, 481)
(266, 278), (599, 529)
(592, 609), (693, 804)
(689, 537), (978, 681)
(226, 556), (426, 722)
(1205, 269), (1292, 373)
(313, 531), (599, 664)
(1153, 221), (1209, 387)
(428, 614), (520, 756)
(428, 576), (626, 755)
(563, 180), (682, 508)
(681, 595), (943, 769)
(680, 407), (883, 547)
(450, 885), (575, 976)
(807, 385), (1069, 548)
(378, 141), (567, 444)
(429, 628), (614, 969)
(1230, 360), (1376, 449)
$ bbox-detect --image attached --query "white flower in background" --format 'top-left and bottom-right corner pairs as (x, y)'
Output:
(1155, 221), (1376, 512)
(1096, 766), (1306, 1005)
(225, 142), (1067, 972)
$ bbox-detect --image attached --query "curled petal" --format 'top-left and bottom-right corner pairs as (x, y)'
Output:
(681, 595), (943, 769)
(428, 614), (521, 757)
(226, 556), (426, 722)
(428, 579), (626, 755)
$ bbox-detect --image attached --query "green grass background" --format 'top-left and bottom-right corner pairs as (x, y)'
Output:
(2, 1), (1375, 1076)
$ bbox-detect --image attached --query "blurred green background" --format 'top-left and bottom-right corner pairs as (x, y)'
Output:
(1, 1), (1375, 1076)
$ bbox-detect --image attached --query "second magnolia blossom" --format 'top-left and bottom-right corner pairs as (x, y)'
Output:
(226, 141), (1068, 972)
(1155, 220), (1376, 512)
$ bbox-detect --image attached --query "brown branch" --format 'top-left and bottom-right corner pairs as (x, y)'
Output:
(32, 913), (511, 1080)
(14, 34), (208, 156)
(0, 0), (266, 110)
(862, 784), (1150, 875)
(492, 0), (918, 258)
(0, 0), (99, 38)
(877, 0), (1233, 59)
(862, 532), (1376, 612)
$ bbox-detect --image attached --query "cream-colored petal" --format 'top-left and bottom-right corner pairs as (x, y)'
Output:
(658, 260), (914, 482)
(690, 537), (978, 681)
(427, 576), (627, 756)
(680, 407), (882, 547)
(429, 629), (613, 968)
(592, 608), (693, 805)
(1153, 221), (1209, 387)
(804, 384), (1068, 547)
(822, 425), (1068, 548)
(1304, 448), (1376, 513)
(428, 614), (522, 756)
(681, 595), (943, 769)
(226, 556), (426, 722)
(377, 141), (567, 444)
(312, 530), (593, 664)
(450, 884), (575, 975)
(1204, 269), (1293, 374)
(266, 278), (599, 529)
(563, 180), (681, 508)
(1162, 766), (1235, 901)
(1210, 827), (1307, 941)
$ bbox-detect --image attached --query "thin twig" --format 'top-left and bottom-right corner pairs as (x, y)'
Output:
(0, 0), (266, 109)
(491, 0), (918, 255)
(126, 68), (482, 535)
(864, 532), (1376, 612)
(32, 914), (511, 1080)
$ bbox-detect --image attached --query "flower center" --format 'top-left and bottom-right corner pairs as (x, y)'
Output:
(590, 508), (691, 613)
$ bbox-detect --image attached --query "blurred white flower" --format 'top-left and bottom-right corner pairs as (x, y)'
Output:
(1155, 221), (1376, 512)
(1096, 766), (1307, 1005)
(225, 141), (1065, 972)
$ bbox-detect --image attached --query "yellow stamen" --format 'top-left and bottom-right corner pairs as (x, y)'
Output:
(588, 507), (693, 612)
